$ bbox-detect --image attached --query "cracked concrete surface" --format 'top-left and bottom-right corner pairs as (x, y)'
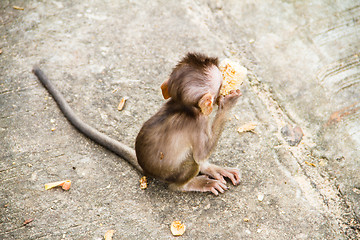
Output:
(1, 0), (359, 239)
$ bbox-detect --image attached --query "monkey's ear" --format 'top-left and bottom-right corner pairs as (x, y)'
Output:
(161, 79), (170, 99)
(198, 93), (213, 115)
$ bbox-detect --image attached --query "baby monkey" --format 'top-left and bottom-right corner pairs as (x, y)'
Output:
(33, 52), (241, 195)
(136, 53), (241, 195)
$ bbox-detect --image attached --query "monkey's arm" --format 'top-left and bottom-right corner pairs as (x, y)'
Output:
(193, 90), (242, 161)
(192, 90), (242, 185)
(210, 89), (243, 147)
(33, 66), (143, 174)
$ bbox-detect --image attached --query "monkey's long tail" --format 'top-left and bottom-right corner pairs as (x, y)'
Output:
(33, 66), (143, 174)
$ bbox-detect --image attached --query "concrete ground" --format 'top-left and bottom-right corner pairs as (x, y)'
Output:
(1, 0), (359, 239)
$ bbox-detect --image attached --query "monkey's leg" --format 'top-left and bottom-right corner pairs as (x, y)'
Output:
(167, 157), (229, 195)
(200, 162), (241, 186)
(170, 175), (229, 196)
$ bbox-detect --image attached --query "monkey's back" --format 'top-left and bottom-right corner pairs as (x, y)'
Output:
(135, 101), (202, 182)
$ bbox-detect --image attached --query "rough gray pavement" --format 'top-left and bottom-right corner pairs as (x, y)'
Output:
(1, 0), (359, 239)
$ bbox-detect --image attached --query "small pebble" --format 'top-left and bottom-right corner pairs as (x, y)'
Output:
(257, 193), (264, 202)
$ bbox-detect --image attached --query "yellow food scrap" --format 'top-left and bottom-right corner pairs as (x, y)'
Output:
(304, 161), (316, 167)
(45, 180), (71, 191)
(117, 97), (128, 111)
(219, 59), (247, 96)
(13, 6), (24, 10)
(170, 221), (186, 236)
(104, 230), (115, 240)
(140, 176), (147, 190)
(237, 122), (257, 133)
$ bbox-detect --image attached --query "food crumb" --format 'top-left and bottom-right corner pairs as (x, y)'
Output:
(140, 176), (147, 189)
(13, 6), (24, 10)
(170, 221), (186, 236)
(45, 180), (71, 191)
(305, 161), (316, 167)
(104, 230), (115, 240)
(237, 122), (257, 133)
(117, 97), (128, 111)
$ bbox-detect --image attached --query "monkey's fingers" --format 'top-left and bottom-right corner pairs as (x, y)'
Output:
(202, 176), (228, 195)
(216, 167), (241, 185)
(211, 188), (219, 195)
(228, 173), (240, 186)
(200, 166), (226, 184)
(224, 168), (241, 185)
(218, 90), (241, 110)
(200, 164), (237, 185)
(180, 175), (228, 195)
(234, 171), (241, 185)
(215, 95), (225, 106)
(211, 181), (228, 195)
(227, 90), (242, 100)
(211, 172), (226, 184)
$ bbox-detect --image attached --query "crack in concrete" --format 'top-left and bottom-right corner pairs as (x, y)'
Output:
(246, 66), (360, 238)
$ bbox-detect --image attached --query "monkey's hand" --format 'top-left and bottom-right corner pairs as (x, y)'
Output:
(217, 89), (242, 111)
(200, 163), (241, 186)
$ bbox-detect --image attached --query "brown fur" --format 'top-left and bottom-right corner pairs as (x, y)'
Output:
(136, 52), (241, 195)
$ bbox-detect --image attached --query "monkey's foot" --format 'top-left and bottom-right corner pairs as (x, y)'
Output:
(200, 163), (241, 186)
(171, 175), (229, 195)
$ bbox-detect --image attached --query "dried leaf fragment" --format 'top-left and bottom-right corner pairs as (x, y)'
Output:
(117, 97), (128, 111)
(304, 161), (316, 167)
(45, 180), (71, 190)
(352, 188), (360, 195)
(23, 218), (33, 225)
(13, 6), (24, 10)
(104, 230), (115, 240)
(237, 122), (257, 133)
(140, 176), (147, 190)
(326, 101), (360, 126)
(170, 221), (186, 236)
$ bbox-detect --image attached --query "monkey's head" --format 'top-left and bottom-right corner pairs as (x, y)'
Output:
(161, 53), (223, 115)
